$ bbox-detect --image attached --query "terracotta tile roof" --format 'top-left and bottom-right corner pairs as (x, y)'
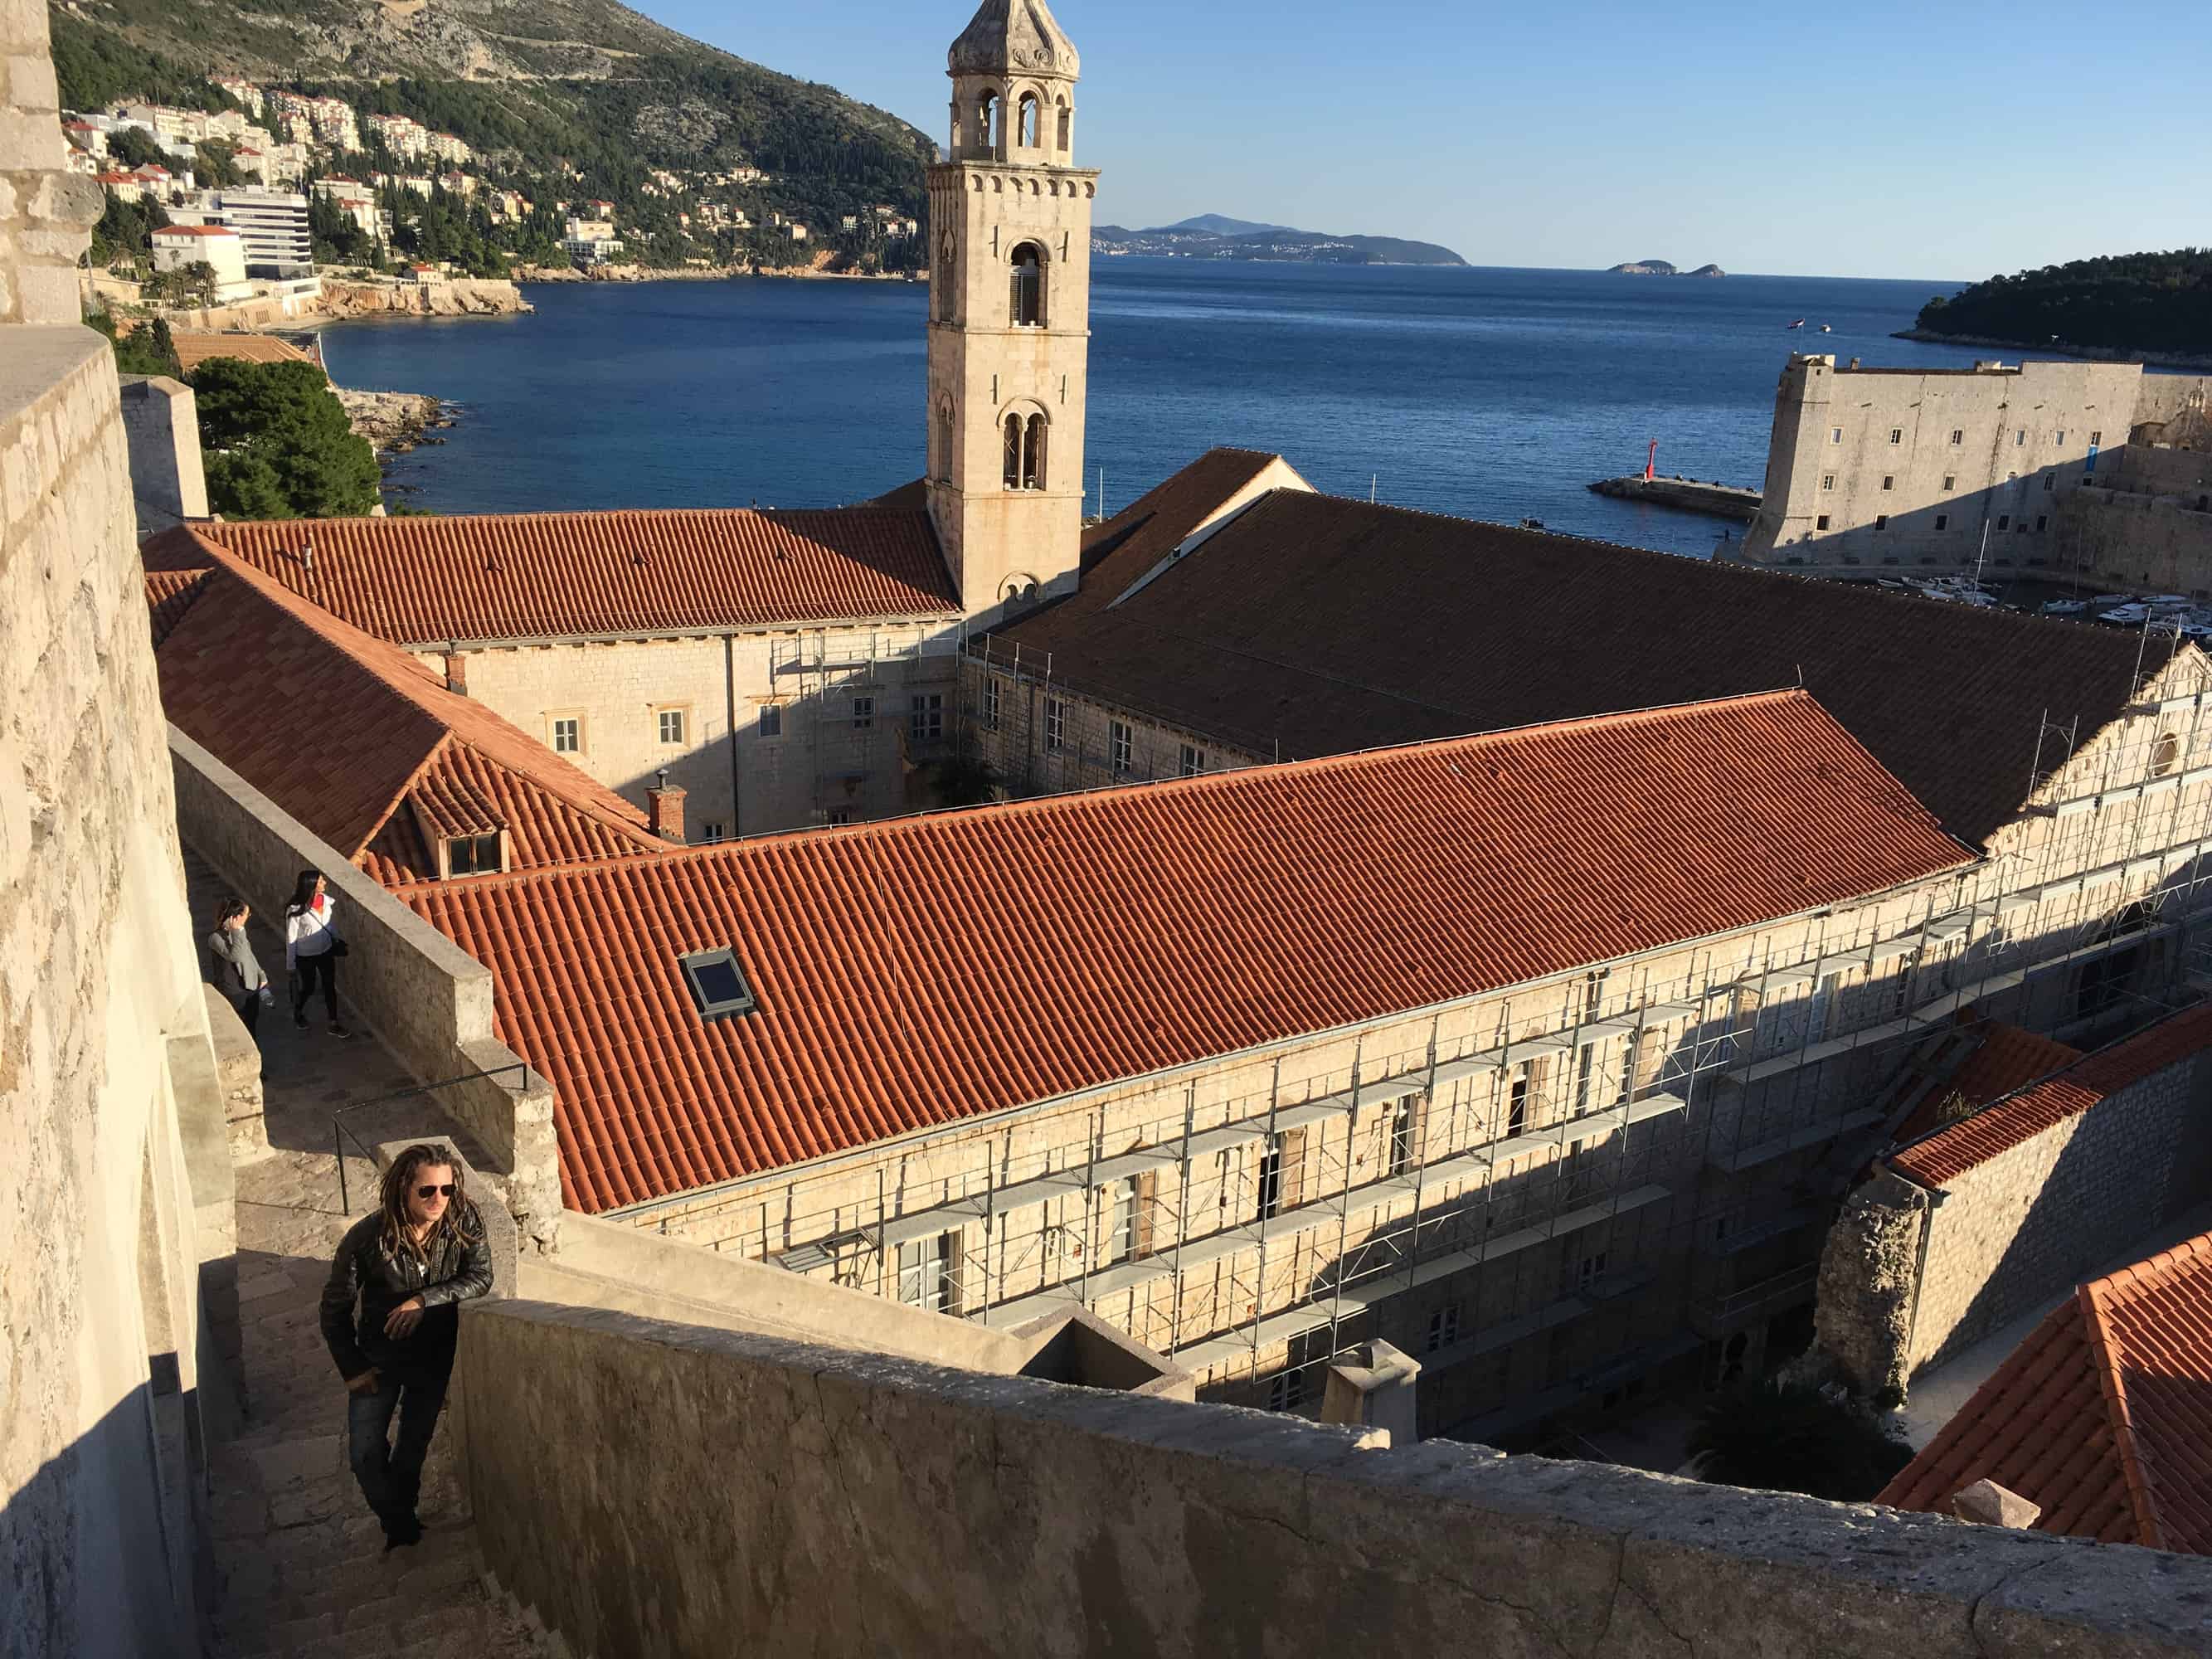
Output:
(153, 223), (240, 238)
(149, 534), (667, 883)
(144, 504), (959, 645)
(168, 331), (321, 374)
(1879, 1230), (2212, 1553)
(1892, 1000), (2212, 1188)
(1892, 1016), (2084, 1146)
(147, 568), (211, 645)
(393, 688), (1971, 1212)
(982, 469), (2175, 846)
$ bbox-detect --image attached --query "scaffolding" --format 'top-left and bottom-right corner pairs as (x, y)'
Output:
(624, 667), (2212, 1431)
(766, 625), (965, 823)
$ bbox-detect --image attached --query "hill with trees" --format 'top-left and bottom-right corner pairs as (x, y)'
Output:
(1091, 217), (1466, 266)
(1912, 249), (2212, 359)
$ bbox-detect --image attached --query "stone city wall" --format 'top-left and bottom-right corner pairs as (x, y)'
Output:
(1817, 1046), (2212, 1396)
(2054, 483), (2212, 599)
(167, 728), (562, 1246)
(0, 318), (216, 1653)
(458, 1297), (2212, 1659)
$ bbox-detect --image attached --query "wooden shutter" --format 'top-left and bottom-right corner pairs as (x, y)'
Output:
(1278, 1126), (1309, 1211)
(1131, 1170), (1158, 1258)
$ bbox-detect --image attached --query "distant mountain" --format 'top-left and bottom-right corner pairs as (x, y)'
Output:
(1093, 216), (1466, 267)
(1608, 260), (1727, 277)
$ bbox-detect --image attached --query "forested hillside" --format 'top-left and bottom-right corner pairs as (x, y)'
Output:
(1914, 250), (2212, 358)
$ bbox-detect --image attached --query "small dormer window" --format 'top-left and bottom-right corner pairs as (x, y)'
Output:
(445, 832), (503, 878)
(679, 947), (757, 1022)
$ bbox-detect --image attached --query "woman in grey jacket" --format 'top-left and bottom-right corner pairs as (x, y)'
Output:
(206, 896), (272, 1036)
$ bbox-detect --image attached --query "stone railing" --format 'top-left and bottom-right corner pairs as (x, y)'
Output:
(458, 1297), (2212, 1658)
(168, 729), (562, 1248)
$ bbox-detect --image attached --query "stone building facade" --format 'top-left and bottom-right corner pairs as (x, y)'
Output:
(2, 14), (228, 1646)
(1738, 354), (2212, 577)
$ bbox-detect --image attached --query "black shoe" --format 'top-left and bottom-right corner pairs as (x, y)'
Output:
(293, 1014), (309, 1030)
(329, 1023), (352, 1039)
(382, 1515), (423, 1551)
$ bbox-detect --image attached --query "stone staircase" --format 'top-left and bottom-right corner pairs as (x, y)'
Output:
(186, 846), (551, 1658)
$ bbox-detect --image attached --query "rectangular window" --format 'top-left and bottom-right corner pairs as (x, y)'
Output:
(1425, 1302), (1461, 1353)
(758, 703), (783, 739)
(909, 693), (943, 742)
(1996, 514), (2010, 531)
(446, 832), (501, 877)
(1507, 1075), (1529, 1137)
(1178, 743), (1205, 777)
(657, 708), (686, 745)
(2035, 514), (2048, 532)
(1043, 697), (1066, 752)
(1267, 1369), (1305, 1412)
(895, 1233), (957, 1313)
(1830, 427), (1842, 445)
(1874, 514), (1889, 530)
(2016, 430), (2027, 445)
(551, 717), (581, 754)
(1110, 719), (1133, 775)
(2055, 430), (2066, 445)
(2090, 431), (2102, 446)
(2043, 472), (2055, 491)
(1388, 1102), (1417, 1176)
(1949, 430), (1963, 445)
(1881, 474), (1894, 491)
(1257, 1134), (1285, 1220)
(1942, 474), (1956, 491)
(851, 695), (874, 730)
(1934, 514), (1948, 531)
(982, 677), (1003, 730)
(700, 821), (727, 843)
(1815, 514), (1830, 530)
(1578, 1251), (1609, 1288)
(1889, 428), (1903, 445)
(1821, 474), (1835, 490)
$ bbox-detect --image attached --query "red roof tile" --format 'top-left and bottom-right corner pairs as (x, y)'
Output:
(151, 535), (666, 882)
(147, 568), (211, 645)
(984, 463), (2174, 847)
(168, 332), (321, 374)
(394, 689), (1971, 1212)
(1892, 1001), (2212, 1187)
(1880, 1230), (2212, 1553)
(1892, 1016), (2084, 1146)
(145, 503), (959, 645)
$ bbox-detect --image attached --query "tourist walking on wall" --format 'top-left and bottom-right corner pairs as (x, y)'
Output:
(321, 1144), (493, 1550)
(206, 896), (273, 1038)
(285, 867), (351, 1038)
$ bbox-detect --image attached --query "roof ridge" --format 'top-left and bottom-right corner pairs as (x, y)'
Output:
(2079, 1277), (2168, 1550)
(355, 729), (462, 860)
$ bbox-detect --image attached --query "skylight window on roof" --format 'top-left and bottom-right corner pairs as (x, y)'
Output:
(679, 948), (757, 1022)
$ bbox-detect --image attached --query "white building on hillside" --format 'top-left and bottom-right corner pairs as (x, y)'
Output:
(149, 224), (251, 301)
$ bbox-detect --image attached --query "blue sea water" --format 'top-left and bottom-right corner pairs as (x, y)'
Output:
(322, 261), (1994, 557)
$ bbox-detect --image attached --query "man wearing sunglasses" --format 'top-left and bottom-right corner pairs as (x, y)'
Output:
(319, 1142), (494, 1549)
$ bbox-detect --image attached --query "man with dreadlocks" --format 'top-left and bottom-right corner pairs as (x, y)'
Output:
(320, 1143), (493, 1549)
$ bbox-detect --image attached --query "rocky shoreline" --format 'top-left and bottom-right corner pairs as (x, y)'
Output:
(319, 277), (532, 319)
(1891, 328), (2212, 372)
(336, 387), (451, 454)
(512, 258), (921, 285)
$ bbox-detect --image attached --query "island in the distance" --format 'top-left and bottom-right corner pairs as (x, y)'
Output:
(1608, 260), (1727, 277)
(1093, 215), (1466, 266)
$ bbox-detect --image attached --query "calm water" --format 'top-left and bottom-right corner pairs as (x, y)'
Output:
(323, 262), (1992, 557)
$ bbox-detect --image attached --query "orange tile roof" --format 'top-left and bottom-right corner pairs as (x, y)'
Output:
(143, 503), (959, 645)
(168, 331), (321, 375)
(393, 689), (1971, 1213)
(153, 223), (240, 238)
(150, 533), (667, 883)
(1891, 1015), (2084, 1146)
(983, 459), (2174, 846)
(1879, 1230), (2212, 1553)
(1892, 1000), (2212, 1188)
(147, 568), (211, 645)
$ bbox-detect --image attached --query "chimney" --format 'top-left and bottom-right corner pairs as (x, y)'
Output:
(443, 649), (468, 696)
(647, 769), (686, 844)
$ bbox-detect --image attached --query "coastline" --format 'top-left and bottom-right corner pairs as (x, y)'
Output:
(1891, 328), (2212, 372)
(513, 261), (923, 285)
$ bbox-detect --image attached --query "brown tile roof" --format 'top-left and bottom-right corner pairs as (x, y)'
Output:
(982, 473), (2176, 845)
(143, 504), (960, 646)
(1892, 1016), (2084, 1146)
(1879, 1230), (2212, 1553)
(149, 533), (667, 883)
(146, 568), (211, 645)
(1891, 1000), (2212, 1188)
(168, 332), (321, 375)
(393, 688), (1971, 1212)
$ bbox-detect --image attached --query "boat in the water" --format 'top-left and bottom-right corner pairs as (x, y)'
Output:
(1819, 324), (1832, 333)
(1786, 319), (1806, 329)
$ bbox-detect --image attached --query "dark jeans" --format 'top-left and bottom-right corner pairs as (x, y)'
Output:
(233, 990), (261, 1036)
(293, 951), (338, 1023)
(346, 1369), (448, 1533)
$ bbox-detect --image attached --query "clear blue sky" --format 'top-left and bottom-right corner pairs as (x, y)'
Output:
(643, 1), (2210, 282)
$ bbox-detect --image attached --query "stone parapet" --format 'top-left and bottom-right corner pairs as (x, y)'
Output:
(202, 983), (267, 1160)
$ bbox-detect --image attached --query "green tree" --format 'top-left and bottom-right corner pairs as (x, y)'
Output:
(187, 358), (382, 519)
(109, 316), (183, 377)
(1688, 1383), (1913, 1503)
(193, 139), (242, 188)
(90, 192), (167, 265)
(105, 126), (166, 171)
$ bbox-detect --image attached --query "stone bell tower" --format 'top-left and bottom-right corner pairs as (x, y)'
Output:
(926, 0), (1098, 622)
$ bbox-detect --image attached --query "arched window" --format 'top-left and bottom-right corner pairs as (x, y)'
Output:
(2153, 732), (2180, 777)
(1009, 242), (1043, 327)
(975, 91), (999, 151)
(935, 397), (953, 478)
(1056, 98), (1071, 151)
(1018, 93), (1039, 148)
(1000, 575), (1041, 609)
(935, 234), (955, 321)
(1003, 414), (1023, 489)
(1023, 413), (1047, 490)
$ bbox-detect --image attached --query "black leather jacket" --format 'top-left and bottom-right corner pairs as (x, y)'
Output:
(320, 1204), (493, 1380)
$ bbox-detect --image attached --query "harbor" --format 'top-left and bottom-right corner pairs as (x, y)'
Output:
(1587, 472), (1762, 522)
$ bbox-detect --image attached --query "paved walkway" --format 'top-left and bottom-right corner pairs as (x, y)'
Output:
(186, 849), (548, 1658)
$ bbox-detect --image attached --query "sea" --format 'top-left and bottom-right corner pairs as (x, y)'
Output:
(319, 261), (1996, 557)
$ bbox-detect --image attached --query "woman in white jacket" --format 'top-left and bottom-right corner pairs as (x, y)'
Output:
(285, 868), (352, 1039)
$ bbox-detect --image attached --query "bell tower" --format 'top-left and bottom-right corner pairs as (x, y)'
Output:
(926, 0), (1097, 621)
